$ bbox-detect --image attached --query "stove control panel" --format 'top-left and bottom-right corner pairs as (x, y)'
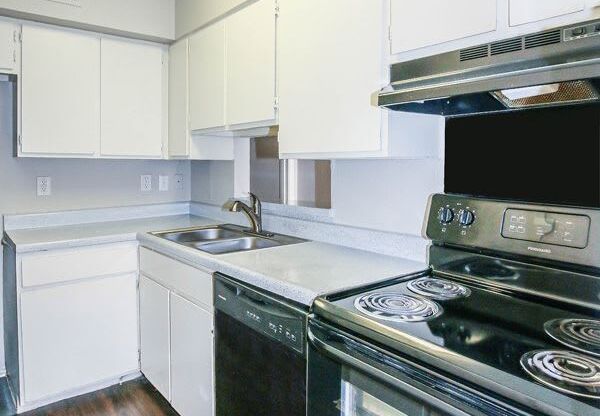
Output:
(426, 194), (599, 268)
(502, 209), (590, 249)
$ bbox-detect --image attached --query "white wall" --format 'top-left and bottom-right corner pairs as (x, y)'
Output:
(191, 160), (235, 206)
(331, 159), (443, 236)
(175, 0), (251, 39)
(0, 0), (174, 41)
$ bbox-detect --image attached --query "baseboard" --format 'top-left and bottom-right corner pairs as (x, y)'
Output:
(15, 370), (141, 414)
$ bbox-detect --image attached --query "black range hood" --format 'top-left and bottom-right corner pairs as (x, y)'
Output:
(378, 19), (600, 117)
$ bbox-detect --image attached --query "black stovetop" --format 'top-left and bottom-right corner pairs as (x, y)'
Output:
(315, 265), (600, 416)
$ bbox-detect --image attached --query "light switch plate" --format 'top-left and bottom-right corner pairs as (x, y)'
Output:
(141, 175), (152, 192)
(159, 175), (169, 192)
(37, 177), (51, 196)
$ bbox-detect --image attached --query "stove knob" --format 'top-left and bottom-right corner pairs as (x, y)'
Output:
(459, 209), (475, 226)
(438, 207), (454, 224)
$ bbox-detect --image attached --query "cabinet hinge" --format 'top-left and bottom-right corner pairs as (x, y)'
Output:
(388, 25), (392, 41)
(275, 0), (279, 17)
(138, 349), (141, 366)
(13, 50), (16, 63)
(273, 96), (279, 110)
(18, 31), (22, 43)
(18, 134), (22, 149)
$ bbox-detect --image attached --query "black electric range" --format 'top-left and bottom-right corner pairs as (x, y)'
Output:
(307, 194), (600, 416)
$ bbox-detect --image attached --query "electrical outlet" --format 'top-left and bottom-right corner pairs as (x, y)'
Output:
(175, 174), (184, 191)
(141, 175), (152, 192)
(159, 175), (169, 192)
(37, 177), (51, 196)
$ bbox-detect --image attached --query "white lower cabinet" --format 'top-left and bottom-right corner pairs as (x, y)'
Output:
(4, 242), (140, 412)
(139, 247), (214, 416)
(139, 276), (171, 401)
(21, 274), (139, 403)
(170, 293), (214, 416)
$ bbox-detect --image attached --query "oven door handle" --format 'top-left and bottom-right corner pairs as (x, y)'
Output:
(308, 327), (475, 416)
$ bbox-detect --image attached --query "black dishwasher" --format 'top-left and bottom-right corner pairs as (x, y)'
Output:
(214, 273), (308, 416)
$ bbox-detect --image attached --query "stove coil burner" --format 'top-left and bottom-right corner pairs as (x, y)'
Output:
(545, 319), (600, 357)
(407, 277), (471, 300)
(520, 350), (600, 399)
(354, 293), (442, 323)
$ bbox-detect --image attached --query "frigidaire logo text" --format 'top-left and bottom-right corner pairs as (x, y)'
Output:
(527, 246), (552, 254)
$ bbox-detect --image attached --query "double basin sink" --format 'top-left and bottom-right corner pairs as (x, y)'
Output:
(152, 224), (306, 255)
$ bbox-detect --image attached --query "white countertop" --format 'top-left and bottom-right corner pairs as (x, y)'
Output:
(4, 214), (428, 306)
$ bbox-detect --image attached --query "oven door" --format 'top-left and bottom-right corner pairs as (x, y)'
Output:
(307, 319), (532, 416)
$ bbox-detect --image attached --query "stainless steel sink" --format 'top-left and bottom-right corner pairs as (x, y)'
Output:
(151, 224), (306, 255)
(157, 227), (244, 244)
(193, 236), (281, 255)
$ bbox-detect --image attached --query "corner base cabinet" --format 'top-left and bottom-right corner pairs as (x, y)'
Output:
(139, 247), (215, 416)
(2, 242), (140, 413)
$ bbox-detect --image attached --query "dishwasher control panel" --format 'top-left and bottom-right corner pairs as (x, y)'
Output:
(214, 274), (307, 355)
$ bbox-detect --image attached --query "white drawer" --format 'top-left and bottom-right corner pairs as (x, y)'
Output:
(21, 243), (138, 288)
(139, 247), (213, 308)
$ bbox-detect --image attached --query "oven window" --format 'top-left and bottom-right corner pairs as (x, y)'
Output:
(341, 379), (407, 416)
(338, 368), (450, 416)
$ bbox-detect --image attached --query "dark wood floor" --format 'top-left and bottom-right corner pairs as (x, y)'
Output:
(0, 377), (179, 416)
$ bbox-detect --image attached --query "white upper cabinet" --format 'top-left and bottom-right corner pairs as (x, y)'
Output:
(278, 0), (387, 157)
(0, 20), (17, 72)
(168, 39), (190, 158)
(225, 0), (277, 128)
(20, 25), (100, 156)
(509, 0), (585, 26)
(100, 38), (164, 158)
(189, 21), (226, 132)
(390, 0), (497, 55)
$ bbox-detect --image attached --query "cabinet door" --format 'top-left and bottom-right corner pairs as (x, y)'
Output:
(170, 293), (213, 416)
(139, 275), (171, 401)
(509, 0), (585, 26)
(278, 0), (384, 156)
(101, 38), (164, 157)
(0, 21), (17, 72)
(21, 25), (100, 155)
(390, 0), (497, 54)
(20, 274), (138, 403)
(225, 0), (277, 127)
(189, 21), (226, 131)
(168, 39), (189, 158)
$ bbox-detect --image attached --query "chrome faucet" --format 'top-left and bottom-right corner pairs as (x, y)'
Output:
(229, 193), (271, 236)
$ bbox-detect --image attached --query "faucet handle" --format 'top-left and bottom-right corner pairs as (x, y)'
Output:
(248, 192), (261, 216)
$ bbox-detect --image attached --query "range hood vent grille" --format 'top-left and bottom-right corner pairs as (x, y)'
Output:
(524, 30), (562, 49)
(490, 37), (523, 56)
(458, 30), (562, 63)
(459, 45), (489, 62)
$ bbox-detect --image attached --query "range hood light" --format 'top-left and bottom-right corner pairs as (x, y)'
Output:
(492, 80), (600, 109)
(499, 84), (560, 100)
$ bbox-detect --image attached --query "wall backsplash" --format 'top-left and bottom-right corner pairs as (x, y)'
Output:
(191, 158), (444, 238)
